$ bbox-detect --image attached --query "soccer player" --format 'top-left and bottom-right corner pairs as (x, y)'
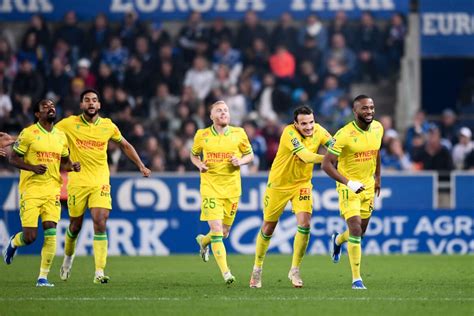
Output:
(56, 89), (151, 284)
(190, 100), (253, 284)
(3, 99), (80, 287)
(322, 95), (383, 290)
(249, 106), (332, 288)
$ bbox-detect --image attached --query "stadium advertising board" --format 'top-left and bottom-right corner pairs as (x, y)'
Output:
(451, 172), (474, 209)
(420, 0), (474, 57)
(0, 0), (409, 21)
(2, 174), (470, 256)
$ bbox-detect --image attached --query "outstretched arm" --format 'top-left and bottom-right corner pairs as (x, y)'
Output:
(118, 138), (151, 177)
(0, 132), (15, 148)
(295, 149), (324, 164)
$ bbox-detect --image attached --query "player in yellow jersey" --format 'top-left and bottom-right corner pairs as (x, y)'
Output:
(322, 95), (383, 290)
(56, 89), (151, 284)
(249, 106), (332, 289)
(190, 100), (253, 285)
(3, 99), (80, 287)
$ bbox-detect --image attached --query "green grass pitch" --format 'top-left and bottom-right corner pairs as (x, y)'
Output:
(1, 255), (473, 316)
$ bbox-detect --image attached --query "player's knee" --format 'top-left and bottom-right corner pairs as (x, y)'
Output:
(349, 226), (363, 237)
(262, 222), (277, 236)
(69, 222), (82, 234)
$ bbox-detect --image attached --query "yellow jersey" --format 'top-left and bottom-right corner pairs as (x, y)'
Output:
(13, 122), (69, 198)
(191, 125), (252, 198)
(268, 124), (332, 190)
(328, 120), (383, 188)
(56, 114), (122, 187)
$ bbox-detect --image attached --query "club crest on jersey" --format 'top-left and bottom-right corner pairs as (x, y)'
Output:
(291, 137), (300, 148)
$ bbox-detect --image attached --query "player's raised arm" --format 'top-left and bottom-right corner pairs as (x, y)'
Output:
(118, 137), (151, 177)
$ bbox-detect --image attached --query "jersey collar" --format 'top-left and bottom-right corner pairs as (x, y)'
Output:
(210, 125), (230, 136)
(351, 120), (371, 133)
(80, 114), (101, 126)
(36, 122), (54, 134)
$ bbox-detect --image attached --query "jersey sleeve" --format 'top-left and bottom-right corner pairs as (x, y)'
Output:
(239, 129), (253, 155)
(282, 127), (305, 155)
(110, 122), (123, 143)
(12, 129), (32, 156)
(328, 129), (347, 156)
(191, 130), (203, 156)
(318, 125), (333, 148)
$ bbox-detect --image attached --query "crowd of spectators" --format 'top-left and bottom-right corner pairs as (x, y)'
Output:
(0, 10), (472, 174)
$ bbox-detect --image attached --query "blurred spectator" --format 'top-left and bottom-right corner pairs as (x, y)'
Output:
(0, 82), (12, 129)
(452, 127), (473, 169)
(11, 58), (44, 107)
(133, 35), (154, 72)
(256, 73), (291, 121)
(236, 11), (268, 61)
(148, 22), (171, 52)
(384, 13), (407, 75)
(76, 58), (96, 89)
(155, 59), (182, 96)
(381, 137), (412, 171)
(328, 11), (354, 48)
(298, 14), (328, 51)
(183, 56), (214, 101)
(212, 64), (234, 92)
(149, 83), (179, 122)
(0, 37), (18, 80)
(243, 37), (270, 79)
(354, 11), (382, 83)
(213, 38), (242, 83)
(269, 45), (295, 81)
(24, 14), (51, 51)
(296, 34), (323, 71)
(208, 17), (233, 52)
(10, 95), (34, 131)
(313, 75), (344, 117)
(46, 57), (71, 105)
(62, 77), (84, 116)
(379, 114), (398, 149)
(101, 36), (129, 82)
(326, 95), (352, 133)
(323, 33), (357, 87)
(261, 119), (282, 166)
(270, 12), (298, 54)
(50, 38), (71, 73)
(416, 125), (454, 171)
(242, 120), (267, 170)
(18, 31), (48, 75)
(404, 109), (431, 152)
(118, 10), (146, 51)
(84, 13), (112, 62)
(54, 11), (84, 65)
(296, 60), (321, 100)
(439, 108), (460, 147)
(123, 55), (150, 100)
(178, 11), (209, 65)
(96, 62), (119, 94)
(464, 150), (474, 170)
(225, 85), (247, 126)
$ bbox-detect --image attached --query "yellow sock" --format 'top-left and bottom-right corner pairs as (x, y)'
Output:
(93, 233), (108, 274)
(210, 232), (228, 275)
(336, 230), (349, 246)
(12, 232), (26, 248)
(347, 235), (362, 281)
(202, 233), (211, 247)
(291, 226), (310, 268)
(254, 230), (272, 268)
(39, 228), (57, 279)
(64, 228), (78, 256)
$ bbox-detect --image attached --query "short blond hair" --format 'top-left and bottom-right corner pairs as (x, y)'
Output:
(209, 100), (227, 111)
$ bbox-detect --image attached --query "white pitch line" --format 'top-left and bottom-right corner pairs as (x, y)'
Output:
(0, 297), (472, 302)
